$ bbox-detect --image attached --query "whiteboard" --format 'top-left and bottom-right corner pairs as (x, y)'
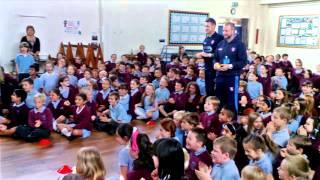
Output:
(168, 10), (209, 45)
(277, 15), (320, 48)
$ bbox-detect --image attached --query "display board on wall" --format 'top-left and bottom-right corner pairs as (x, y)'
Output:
(168, 10), (209, 45)
(277, 15), (320, 48)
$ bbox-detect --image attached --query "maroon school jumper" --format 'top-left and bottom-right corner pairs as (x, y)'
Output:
(8, 103), (30, 127)
(129, 89), (142, 116)
(169, 91), (189, 110)
(71, 105), (93, 130)
(47, 99), (66, 119)
(258, 75), (272, 96)
(200, 112), (219, 131)
(28, 107), (53, 131)
(186, 147), (212, 180)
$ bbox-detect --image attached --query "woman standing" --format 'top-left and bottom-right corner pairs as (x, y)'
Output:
(20, 25), (41, 57)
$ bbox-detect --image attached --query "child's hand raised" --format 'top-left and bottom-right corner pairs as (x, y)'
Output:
(195, 161), (212, 180)
(297, 125), (308, 136)
(64, 101), (71, 106)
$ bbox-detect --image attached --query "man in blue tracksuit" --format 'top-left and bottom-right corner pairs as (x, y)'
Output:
(196, 18), (223, 96)
(214, 22), (247, 113)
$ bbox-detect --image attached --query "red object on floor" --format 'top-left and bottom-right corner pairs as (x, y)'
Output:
(146, 121), (156, 126)
(57, 165), (73, 174)
(38, 139), (52, 148)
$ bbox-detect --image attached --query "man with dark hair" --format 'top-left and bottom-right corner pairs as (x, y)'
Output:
(214, 22), (247, 113)
(196, 18), (224, 96)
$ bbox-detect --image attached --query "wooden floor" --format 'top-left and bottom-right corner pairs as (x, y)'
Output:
(0, 121), (159, 180)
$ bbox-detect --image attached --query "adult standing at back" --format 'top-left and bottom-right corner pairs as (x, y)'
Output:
(196, 18), (223, 96)
(214, 22), (247, 113)
(20, 25), (41, 57)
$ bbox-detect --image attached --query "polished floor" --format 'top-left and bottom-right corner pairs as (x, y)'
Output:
(0, 120), (159, 180)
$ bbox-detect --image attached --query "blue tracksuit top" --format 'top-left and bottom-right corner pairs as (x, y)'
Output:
(215, 35), (247, 77)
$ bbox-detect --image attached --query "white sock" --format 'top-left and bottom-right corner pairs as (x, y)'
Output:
(53, 121), (58, 131)
(61, 128), (72, 137)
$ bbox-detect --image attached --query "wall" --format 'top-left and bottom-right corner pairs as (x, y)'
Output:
(0, 0), (100, 71)
(259, 2), (320, 71)
(101, 0), (259, 60)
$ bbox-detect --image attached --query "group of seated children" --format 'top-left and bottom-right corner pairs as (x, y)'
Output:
(0, 44), (320, 180)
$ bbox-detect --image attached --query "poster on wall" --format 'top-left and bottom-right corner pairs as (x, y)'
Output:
(277, 15), (320, 48)
(64, 20), (81, 35)
(168, 10), (209, 45)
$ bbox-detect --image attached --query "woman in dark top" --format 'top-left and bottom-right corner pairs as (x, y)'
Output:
(20, 25), (40, 56)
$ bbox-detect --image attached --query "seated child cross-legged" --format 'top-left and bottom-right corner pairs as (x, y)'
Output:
(159, 80), (188, 117)
(0, 89), (29, 136)
(95, 92), (132, 135)
(15, 93), (53, 142)
(134, 83), (159, 126)
(56, 93), (92, 139)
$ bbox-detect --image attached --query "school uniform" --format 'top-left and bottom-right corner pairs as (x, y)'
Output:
(135, 96), (159, 120)
(186, 146), (212, 180)
(200, 112), (218, 131)
(96, 89), (111, 111)
(39, 72), (59, 94)
(29, 76), (41, 92)
(260, 112), (272, 126)
(288, 115), (303, 134)
(182, 75), (196, 85)
(105, 62), (116, 72)
(137, 52), (148, 65)
(71, 105), (93, 131)
(155, 87), (170, 105)
(77, 78), (96, 88)
(67, 75), (78, 87)
(271, 75), (288, 90)
(86, 100), (97, 116)
(119, 94), (130, 112)
(129, 88), (142, 117)
(25, 89), (39, 109)
(211, 160), (240, 180)
(250, 154), (273, 175)
(196, 78), (206, 96)
(152, 78), (160, 89)
(47, 99), (65, 119)
(59, 85), (78, 105)
(258, 75), (272, 96)
(165, 63), (180, 72)
(16, 53), (35, 81)
(15, 107), (53, 142)
(164, 91), (188, 112)
(280, 60), (293, 73)
(167, 79), (177, 93)
(7, 102), (29, 128)
(185, 94), (201, 112)
(272, 127), (290, 148)
(95, 103), (132, 135)
(247, 81), (263, 100)
(110, 103), (132, 123)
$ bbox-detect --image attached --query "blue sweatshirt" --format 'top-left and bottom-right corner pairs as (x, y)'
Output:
(215, 36), (247, 77)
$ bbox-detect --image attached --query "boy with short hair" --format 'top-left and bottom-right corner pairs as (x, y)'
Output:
(186, 127), (212, 180)
(16, 42), (35, 81)
(21, 78), (39, 109)
(271, 67), (288, 90)
(195, 136), (240, 180)
(266, 106), (291, 148)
